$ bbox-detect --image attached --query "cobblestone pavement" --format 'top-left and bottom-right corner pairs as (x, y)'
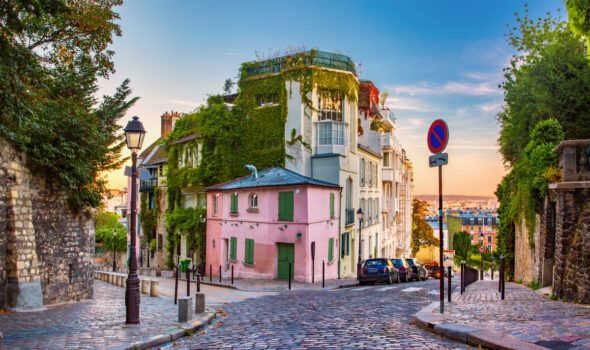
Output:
(159, 278), (470, 349)
(0, 281), (208, 350)
(437, 281), (590, 349)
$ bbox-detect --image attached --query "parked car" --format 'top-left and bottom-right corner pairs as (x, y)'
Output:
(391, 258), (412, 282)
(358, 258), (400, 285)
(405, 258), (428, 281)
(425, 264), (440, 279)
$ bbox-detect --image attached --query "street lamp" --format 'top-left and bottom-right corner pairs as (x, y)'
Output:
(123, 116), (146, 325)
(112, 228), (117, 272)
(356, 208), (363, 277)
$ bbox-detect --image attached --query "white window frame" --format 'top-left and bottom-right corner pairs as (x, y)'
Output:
(249, 193), (258, 209)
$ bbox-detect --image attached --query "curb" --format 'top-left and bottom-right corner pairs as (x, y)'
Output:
(413, 302), (548, 350)
(122, 311), (216, 350)
(173, 277), (357, 292)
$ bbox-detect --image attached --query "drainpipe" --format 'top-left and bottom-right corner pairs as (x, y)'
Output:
(338, 187), (343, 279)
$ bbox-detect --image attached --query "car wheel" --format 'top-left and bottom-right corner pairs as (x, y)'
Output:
(397, 274), (401, 284)
(387, 275), (393, 285)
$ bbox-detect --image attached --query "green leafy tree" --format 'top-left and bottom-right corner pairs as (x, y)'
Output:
(452, 231), (472, 261)
(95, 210), (127, 252)
(0, 0), (135, 208)
(496, 7), (586, 279)
(565, 0), (590, 53)
(411, 199), (440, 256)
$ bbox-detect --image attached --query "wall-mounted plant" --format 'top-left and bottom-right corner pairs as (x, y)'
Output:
(286, 128), (311, 150)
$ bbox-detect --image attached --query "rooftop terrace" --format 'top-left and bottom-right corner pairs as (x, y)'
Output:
(243, 50), (356, 77)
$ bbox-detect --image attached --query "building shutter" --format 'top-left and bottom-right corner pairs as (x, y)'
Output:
(244, 239), (254, 264)
(230, 193), (238, 213)
(330, 192), (335, 218)
(230, 237), (237, 260)
(278, 192), (294, 221)
(328, 238), (334, 262)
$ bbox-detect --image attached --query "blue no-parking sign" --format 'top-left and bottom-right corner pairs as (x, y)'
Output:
(427, 119), (449, 154)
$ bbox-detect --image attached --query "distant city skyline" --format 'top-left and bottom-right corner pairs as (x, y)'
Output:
(99, 0), (564, 197)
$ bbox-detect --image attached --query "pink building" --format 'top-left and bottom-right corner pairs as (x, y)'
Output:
(206, 167), (341, 283)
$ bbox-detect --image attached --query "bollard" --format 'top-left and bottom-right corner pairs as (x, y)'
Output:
(288, 262), (292, 290)
(447, 266), (452, 302)
(186, 267), (191, 297)
(491, 266), (494, 280)
(120, 275), (126, 287)
(219, 265), (222, 283)
(501, 256), (505, 300)
(141, 279), (150, 294)
(499, 258), (503, 293)
(197, 274), (201, 293)
(115, 275), (121, 287)
(178, 296), (193, 323)
(322, 260), (325, 288)
(195, 293), (205, 314)
(231, 265), (234, 284)
(174, 265), (179, 305)
(209, 265), (212, 282)
(150, 280), (159, 297)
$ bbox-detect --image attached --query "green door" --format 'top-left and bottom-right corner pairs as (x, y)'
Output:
(277, 243), (295, 279)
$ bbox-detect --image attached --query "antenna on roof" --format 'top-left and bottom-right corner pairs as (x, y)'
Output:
(245, 164), (258, 179)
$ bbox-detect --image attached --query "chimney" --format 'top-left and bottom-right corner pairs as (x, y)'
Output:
(161, 111), (181, 139)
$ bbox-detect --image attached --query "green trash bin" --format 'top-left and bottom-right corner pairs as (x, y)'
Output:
(180, 258), (192, 273)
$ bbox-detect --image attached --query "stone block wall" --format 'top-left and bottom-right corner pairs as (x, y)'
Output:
(0, 137), (94, 310)
(514, 214), (541, 284)
(553, 189), (590, 303)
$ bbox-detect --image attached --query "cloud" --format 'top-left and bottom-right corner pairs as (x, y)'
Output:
(385, 96), (434, 112)
(170, 100), (203, 108)
(390, 81), (501, 97)
(477, 101), (503, 113)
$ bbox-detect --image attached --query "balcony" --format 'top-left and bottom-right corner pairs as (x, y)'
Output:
(140, 177), (157, 193)
(244, 50), (356, 78)
(345, 208), (355, 226)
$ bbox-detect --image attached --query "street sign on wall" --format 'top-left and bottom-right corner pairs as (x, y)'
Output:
(427, 119), (449, 154)
(478, 245), (486, 254)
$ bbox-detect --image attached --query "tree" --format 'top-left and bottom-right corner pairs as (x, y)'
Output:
(0, 0), (134, 208)
(223, 78), (235, 94)
(565, 0), (590, 53)
(452, 231), (472, 261)
(95, 210), (127, 252)
(411, 199), (440, 256)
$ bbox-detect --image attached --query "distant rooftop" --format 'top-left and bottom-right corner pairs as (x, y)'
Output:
(243, 50), (356, 78)
(207, 167), (340, 191)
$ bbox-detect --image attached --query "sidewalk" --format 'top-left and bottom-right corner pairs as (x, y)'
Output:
(0, 281), (215, 350)
(414, 280), (590, 349)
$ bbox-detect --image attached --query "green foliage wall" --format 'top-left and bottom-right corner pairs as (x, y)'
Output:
(95, 210), (127, 252)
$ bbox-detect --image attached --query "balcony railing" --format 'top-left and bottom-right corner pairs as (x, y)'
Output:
(139, 177), (157, 193)
(345, 208), (355, 225)
(244, 50), (356, 78)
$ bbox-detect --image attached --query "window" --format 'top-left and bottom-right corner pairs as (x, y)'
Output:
(230, 193), (238, 213)
(317, 121), (344, 145)
(197, 192), (206, 208)
(383, 153), (390, 167)
(346, 178), (352, 210)
(230, 237), (237, 260)
(183, 193), (195, 209)
(368, 199), (372, 225)
(179, 143), (201, 168)
(278, 191), (294, 221)
(487, 236), (492, 243)
(257, 94), (278, 107)
(360, 198), (366, 227)
(330, 192), (335, 218)
(249, 193), (258, 209)
(341, 232), (350, 257)
(360, 159), (366, 186)
(212, 195), (218, 216)
(328, 238), (334, 262)
(374, 164), (378, 185)
(368, 161), (373, 187)
(488, 245), (492, 252)
(244, 238), (254, 264)
(148, 192), (155, 209)
(318, 95), (343, 121)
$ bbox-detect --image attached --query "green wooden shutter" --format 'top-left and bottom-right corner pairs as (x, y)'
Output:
(230, 193), (238, 213)
(278, 192), (294, 221)
(330, 193), (335, 217)
(328, 238), (334, 262)
(244, 238), (254, 264)
(230, 237), (237, 260)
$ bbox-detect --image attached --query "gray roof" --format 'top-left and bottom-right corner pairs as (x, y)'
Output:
(206, 167), (340, 191)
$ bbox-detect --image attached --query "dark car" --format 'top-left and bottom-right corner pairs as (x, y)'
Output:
(426, 264), (441, 279)
(358, 258), (400, 285)
(405, 258), (428, 281)
(391, 258), (412, 282)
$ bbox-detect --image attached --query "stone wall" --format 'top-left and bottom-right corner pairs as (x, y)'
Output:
(553, 189), (590, 303)
(0, 137), (94, 310)
(513, 214), (541, 284)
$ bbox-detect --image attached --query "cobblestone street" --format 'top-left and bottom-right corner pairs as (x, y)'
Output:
(160, 278), (469, 349)
(428, 281), (590, 349)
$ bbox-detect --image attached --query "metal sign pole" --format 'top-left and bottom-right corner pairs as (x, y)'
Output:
(439, 165), (444, 313)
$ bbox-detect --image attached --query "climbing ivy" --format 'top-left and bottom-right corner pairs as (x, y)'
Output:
(139, 187), (159, 244)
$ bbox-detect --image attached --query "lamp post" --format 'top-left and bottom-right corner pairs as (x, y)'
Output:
(112, 228), (117, 272)
(356, 208), (363, 277)
(124, 116), (146, 325)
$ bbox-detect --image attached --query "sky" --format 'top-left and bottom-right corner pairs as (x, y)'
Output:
(99, 0), (566, 197)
